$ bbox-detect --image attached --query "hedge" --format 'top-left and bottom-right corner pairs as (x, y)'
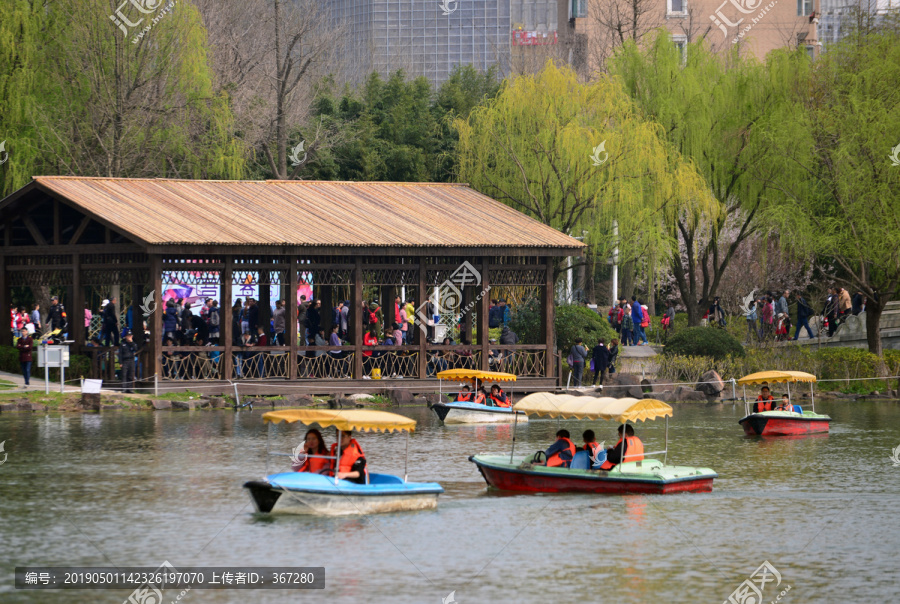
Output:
(662, 327), (745, 360)
(0, 345), (92, 381)
(508, 301), (617, 351)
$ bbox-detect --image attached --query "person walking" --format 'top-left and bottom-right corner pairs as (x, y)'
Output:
(621, 304), (633, 347)
(630, 298), (644, 345)
(569, 338), (589, 388)
(823, 288), (838, 337)
(119, 329), (141, 393)
(30, 304), (42, 333)
(16, 330), (34, 386)
(607, 339), (619, 375)
(102, 297), (120, 347)
(591, 338), (610, 387)
(640, 304), (650, 345)
(793, 293), (816, 340)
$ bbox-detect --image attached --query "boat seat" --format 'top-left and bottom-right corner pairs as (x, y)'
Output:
(367, 473), (404, 485)
(569, 450), (591, 470)
(793, 405), (803, 413)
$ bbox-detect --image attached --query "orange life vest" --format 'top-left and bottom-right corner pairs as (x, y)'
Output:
(473, 391), (487, 405)
(329, 439), (366, 475)
(456, 391), (473, 402)
(546, 437), (576, 467)
(296, 449), (330, 474)
(489, 389), (510, 407)
(755, 395), (775, 412)
(583, 441), (599, 454)
(623, 436), (644, 462)
(599, 436), (644, 469)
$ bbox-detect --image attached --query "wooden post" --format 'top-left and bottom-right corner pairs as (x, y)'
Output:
(542, 257), (556, 379)
(288, 256), (298, 379)
(223, 256), (233, 380)
(417, 262), (427, 379)
(462, 288), (473, 344)
(149, 255), (163, 380)
(353, 259), (363, 378)
(0, 253), (8, 347)
(71, 253), (84, 348)
(131, 282), (144, 381)
(479, 262), (490, 370)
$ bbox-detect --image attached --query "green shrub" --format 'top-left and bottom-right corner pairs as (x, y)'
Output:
(663, 327), (745, 360)
(508, 301), (617, 351)
(0, 345), (92, 380)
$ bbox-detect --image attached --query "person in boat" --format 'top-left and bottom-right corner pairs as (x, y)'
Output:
(471, 379), (488, 405)
(488, 384), (510, 407)
(292, 428), (330, 474)
(328, 430), (367, 484)
(456, 384), (474, 402)
(777, 394), (793, 412)
(544, 429), (576, 468)
(582, 429), (600, 458)
(753, 386), (776, 412)
(598, 424), (644, 470)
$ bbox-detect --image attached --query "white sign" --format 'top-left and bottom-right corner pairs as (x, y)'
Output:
(82, 379), (103, 394)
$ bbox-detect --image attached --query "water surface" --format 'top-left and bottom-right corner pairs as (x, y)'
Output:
(1, 399), (899, 603)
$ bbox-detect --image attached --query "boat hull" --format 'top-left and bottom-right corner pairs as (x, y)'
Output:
(432, 402), (528, 424)
(244, 473), (443, 516)
(739, 411), (830, 436)
(469, 455), (716, 495)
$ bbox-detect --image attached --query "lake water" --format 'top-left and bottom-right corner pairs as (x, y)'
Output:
(1, 400), (899, 603)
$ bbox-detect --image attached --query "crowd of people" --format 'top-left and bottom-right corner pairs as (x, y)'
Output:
(542, 424), (644, 471)
(741, 286), (869, 343)
(566, 337), (620, 388)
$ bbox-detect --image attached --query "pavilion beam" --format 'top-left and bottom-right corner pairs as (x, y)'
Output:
(223, 256), (234, 381)
(53, 200), (60, 245)
(288, 256), (298, 379)
(68, 215), (92, 245)
(479, 262), (490, 371)
(21, 215), (47, 246)
(258, 267), (271, 340)
(72, 253), (84, 348)
(352, 258), (363, 378)
(0, 253), (9, 347)
(149, 255), (163, 381)
(417, 262), (427, 378)
(542, 256), (556, 380)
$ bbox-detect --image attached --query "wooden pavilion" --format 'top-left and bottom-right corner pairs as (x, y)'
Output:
(0, 177), (583, 393)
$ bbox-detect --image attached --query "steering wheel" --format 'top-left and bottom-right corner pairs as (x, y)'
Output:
(530, 450), (547, 464)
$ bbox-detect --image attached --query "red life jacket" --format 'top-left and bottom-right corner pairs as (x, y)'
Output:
(755, 395), (775, 412)
(329, 439), (366, 476)
(546, 437), (576, 467)
(295, 449), (330, 474)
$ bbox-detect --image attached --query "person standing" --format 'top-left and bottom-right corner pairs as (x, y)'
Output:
(621, 304), (633, 347)
(119, 329), (141, 393)
(793, 293), (815, 340)
(640, 304), (651, 344)
(569, 337), (589, 387)
(663, 301), (675, 342)
(247, 298), (259, 336)
(823, 288), (838, 337)
(17, 330), (34, 386)
(760, 295), (774, 340)
(775, 290), (789, 317)
(48, 295), (67, 335)
(591, 338), (610, 387)
(404, 298), (416, 344)
(398, 303), (408, 344)
(607, 338), (619, 374)
(102, 297), (119, 347)
(630, 298), (644, 346)
(272, 300), (286, 345)
(306, 299), (322, 338)
(30, 304), (42, 333)
(208, 300), (221, 345)
(745, 300), (759, 343)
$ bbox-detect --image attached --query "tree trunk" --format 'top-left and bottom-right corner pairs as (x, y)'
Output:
(865, 298), (884, 358)
(620, 259), (635, 301)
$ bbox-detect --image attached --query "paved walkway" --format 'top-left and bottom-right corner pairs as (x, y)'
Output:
(0, 369), (83, 393)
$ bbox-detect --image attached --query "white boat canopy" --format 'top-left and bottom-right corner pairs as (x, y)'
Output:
(513, 393), (673, 423)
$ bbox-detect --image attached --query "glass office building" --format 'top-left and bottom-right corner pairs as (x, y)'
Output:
(330, 0), (512, 85)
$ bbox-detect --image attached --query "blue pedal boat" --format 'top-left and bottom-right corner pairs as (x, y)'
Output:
(431, 369), (528, 424)
(244, 409), (444, 515)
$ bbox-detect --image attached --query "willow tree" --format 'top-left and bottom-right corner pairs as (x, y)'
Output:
(455, 60), (715, 288)
(32, 0), (244, 180)
(762, 30), (900, 356)
(611, 34), (797, 325)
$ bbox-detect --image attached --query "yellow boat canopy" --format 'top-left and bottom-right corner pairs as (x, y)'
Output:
(737, 371), (817, 385)
(262, 409), (416, 433)
(513, 393), (673, 423)
(436, 369), (517, 383)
